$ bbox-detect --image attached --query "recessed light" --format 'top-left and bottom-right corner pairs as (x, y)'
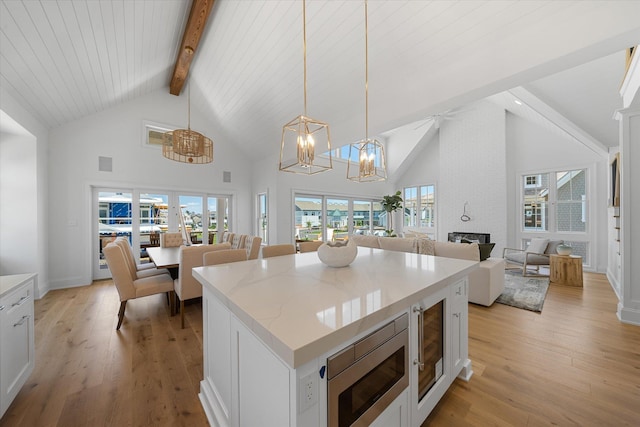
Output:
(514, 99), (523, 105)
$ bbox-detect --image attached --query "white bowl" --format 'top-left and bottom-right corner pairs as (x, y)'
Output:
(317, 240), (358, 267)
(556, 245), (573, 256)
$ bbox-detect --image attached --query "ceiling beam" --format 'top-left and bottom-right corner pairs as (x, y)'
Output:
(169, 0), (215, 96)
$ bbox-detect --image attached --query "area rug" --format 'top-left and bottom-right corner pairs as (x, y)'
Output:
(495, 271), (550, 313)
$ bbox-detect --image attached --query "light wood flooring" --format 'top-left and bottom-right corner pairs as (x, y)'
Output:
(1, 272), (639, 426)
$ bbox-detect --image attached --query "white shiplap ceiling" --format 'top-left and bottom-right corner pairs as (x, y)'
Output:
(1, 1), (640, 160)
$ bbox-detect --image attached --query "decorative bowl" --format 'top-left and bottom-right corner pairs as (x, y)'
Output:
(317, 239), (358, 267)
(556, 244), (573, 256)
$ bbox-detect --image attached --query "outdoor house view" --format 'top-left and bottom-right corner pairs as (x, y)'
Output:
(1, 1), (639, 427)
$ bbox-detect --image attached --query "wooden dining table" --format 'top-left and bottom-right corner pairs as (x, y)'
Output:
(146, 246), (182, 279)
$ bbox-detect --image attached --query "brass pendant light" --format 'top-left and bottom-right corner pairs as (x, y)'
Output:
(347, 0), (387, 182)
(279, 0), (332, 175)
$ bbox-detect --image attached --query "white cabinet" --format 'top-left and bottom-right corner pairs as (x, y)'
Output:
(200, 286), (293, 427)
(0, 274), (35, 419)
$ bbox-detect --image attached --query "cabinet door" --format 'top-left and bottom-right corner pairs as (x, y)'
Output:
(411, 286), (449, 425)
(202, 289), (233, 422)
(0, 282), (34, 416)
(235, 319), (291, 427)
(450, 279), (468, 377)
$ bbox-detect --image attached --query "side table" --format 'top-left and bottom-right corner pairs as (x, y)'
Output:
(549, 254), (583, 287)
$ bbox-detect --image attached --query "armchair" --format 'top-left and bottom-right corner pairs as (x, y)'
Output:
(503, 239), (563, 276)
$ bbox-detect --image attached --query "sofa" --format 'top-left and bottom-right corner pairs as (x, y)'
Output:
(350, 235), (505, 306)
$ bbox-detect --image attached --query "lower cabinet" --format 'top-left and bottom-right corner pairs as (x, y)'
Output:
(0, 274), (36, 419)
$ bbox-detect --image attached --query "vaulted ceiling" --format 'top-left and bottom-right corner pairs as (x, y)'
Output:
(1, 1), (639, 160)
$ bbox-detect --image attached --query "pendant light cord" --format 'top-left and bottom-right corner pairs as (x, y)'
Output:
(187, 81), (191, 130)
(365, 0), (369, 141)
(303, 0), (307, 117)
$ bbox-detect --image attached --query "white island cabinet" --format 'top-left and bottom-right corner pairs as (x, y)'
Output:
(0, 273), (36, 419)
(194, 249), (476, 427)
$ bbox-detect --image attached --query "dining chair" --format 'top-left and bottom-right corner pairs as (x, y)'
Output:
(298, 240), (324, 253)
(203, 248), (248, 266)
(114, 237), (170, 278)
(244, 236), (263, 260)
(149, 232), (160, 247)
(230, 234), (247, 250)
(261, 244), (296, 258)
(222, 231), (235, 245)
(160, 232), (183, 247)
(103, 243), (175, 330)
(174, 243), (231, 328)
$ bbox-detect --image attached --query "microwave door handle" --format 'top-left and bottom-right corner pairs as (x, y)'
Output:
(413, 306), (425, 371)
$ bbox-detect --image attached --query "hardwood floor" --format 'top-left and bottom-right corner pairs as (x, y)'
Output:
(1, 272), (638, 426)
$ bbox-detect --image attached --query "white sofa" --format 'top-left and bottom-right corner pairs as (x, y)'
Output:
(350, 235), (505, 306)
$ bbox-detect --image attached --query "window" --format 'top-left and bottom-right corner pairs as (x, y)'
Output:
(294, 193), (383, 241)
(520, 168), (590, 263)
(404, 185), (436, 229)
(142, 120), (176, 148)
(258, 193), (268, 244)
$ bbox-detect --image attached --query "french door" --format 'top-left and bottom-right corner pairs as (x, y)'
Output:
(93, 187), (231, 280)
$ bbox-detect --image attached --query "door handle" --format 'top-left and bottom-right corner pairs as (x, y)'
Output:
(413, 306), (425, 371)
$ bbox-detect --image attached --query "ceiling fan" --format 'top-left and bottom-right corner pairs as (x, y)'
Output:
(413, 107), (471, 130)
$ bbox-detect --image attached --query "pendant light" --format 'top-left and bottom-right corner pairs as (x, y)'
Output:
(279, 0), (332, 175)
(347, 0), (387, 182)
(163, 77), (213, 164)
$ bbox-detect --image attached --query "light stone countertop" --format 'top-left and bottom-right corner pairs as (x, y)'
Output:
(1, 273), (36, 299)
(193, 248), (477, 368)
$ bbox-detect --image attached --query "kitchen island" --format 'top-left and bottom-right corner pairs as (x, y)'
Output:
(193, 248), (476, 427)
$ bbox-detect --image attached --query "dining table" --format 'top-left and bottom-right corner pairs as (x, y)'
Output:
(146, 246), (182, 278)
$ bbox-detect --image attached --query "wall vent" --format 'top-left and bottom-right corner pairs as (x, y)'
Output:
(99, 156), (112, 172)
(223, 171), (231, 182)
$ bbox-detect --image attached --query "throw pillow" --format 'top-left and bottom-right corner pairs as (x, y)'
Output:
(526, 238), (549, 254)
(478, 243), (495, 261)
(545, 240), (564, 255)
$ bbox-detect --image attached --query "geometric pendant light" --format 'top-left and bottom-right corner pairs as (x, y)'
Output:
(279, 0), (332, 175)
(347, 0), (387, 182)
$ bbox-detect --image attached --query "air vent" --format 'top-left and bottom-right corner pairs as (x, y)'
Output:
(223, 171), (231, 182)
(99, 156), (112, 172)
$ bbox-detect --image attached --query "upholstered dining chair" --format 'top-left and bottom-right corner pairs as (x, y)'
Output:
(244, 236), (263, 260)
(174, 242), (231, 328)
(160, 232), (183, 248)
(298, 240), (324, 253)
(230, 234), (246, 250)
(114, 237), (169, 278)
(222, 231), (235, 245)
(203, 248), (248, 266)
(103, 242), (175, 330)
(261, 244), (296, 258)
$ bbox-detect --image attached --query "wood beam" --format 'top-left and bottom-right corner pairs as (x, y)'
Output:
(169, 0), (215, 96)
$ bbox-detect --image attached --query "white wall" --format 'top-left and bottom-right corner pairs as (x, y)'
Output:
(0, 88), (49, 297)
(506, 112), (609, 272)
(47, 89), (253, 289)
(398, 101), (509, 256)
(0, 130), (37, 275)
(437, 100), (507, 256)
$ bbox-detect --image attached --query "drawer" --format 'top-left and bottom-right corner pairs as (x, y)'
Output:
(0, 280), (33, 316)
(451, 279), (467, 301)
